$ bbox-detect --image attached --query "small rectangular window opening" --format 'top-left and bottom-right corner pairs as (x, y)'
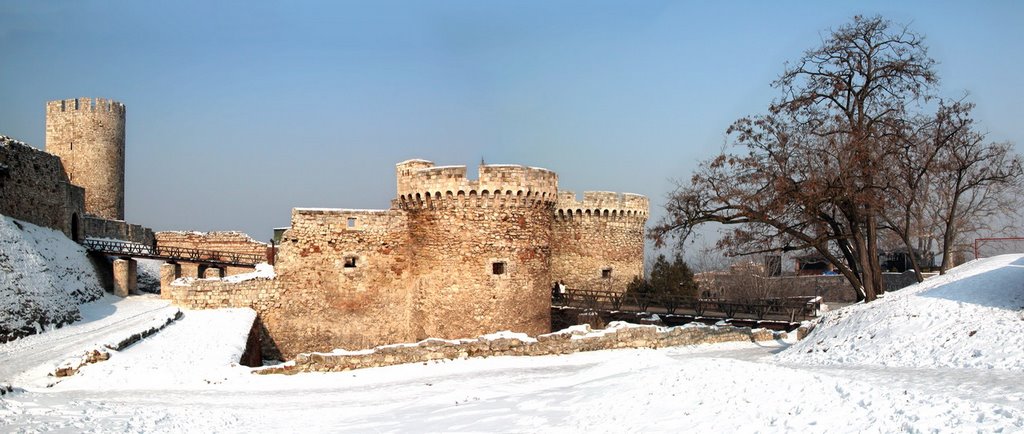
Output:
(347, 217), (356, 228)
(601, 268), (612, 279)
(344, 256), (357, 268)
(492, 261), (506, 275)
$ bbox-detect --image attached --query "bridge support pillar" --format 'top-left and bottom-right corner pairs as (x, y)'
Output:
(160, 263), (180, 298)
(203, 267), (224, 279)
(179, 263), (200, 279)
(113, 258), (137, 297)
(128, 259), (138, 294)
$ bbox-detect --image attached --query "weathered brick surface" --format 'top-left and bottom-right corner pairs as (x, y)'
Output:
(155, 231), (268, 256)
(45, 98), (126, 221)
(271, 209), (412, 356)
(257, 322), (787, 374)
(551, 191), (648, 291)
(83, 215), (155, 245)
(0, 136), (85, 240)
(165, 279), (280, 311)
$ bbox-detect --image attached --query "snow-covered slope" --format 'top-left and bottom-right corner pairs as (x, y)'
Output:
(778, 254), (1024, 370)
(62, 308), (256, 390)
(0, 295), (180, 387)
(0, 215), (104, 342)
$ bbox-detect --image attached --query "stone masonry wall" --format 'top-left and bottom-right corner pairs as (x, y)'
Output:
(271, 209), (413, 357)
(395, 160), (560, 202)
(0, 136), (86, 240)
(396, 161), (560, 342)
(702, 272), (930, 304)
(83, 215), (155, 245)
(167, 159), (649, 360)
(551, 191), (648, 291)
(164, 278), (280, 311)
(155, 231), (268, 255)
(258, 322), (785, 374)
(402, 194), (555, 342)
(45, 98), (126, 221)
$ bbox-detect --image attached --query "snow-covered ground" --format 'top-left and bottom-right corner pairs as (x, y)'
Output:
(0, 295), (180, 389)
(0, 216), (104, 342)
(778, 254), (1024, 371)
(1, 256), (1022, 432)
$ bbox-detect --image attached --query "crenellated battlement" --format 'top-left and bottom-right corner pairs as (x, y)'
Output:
(554, 191), (649, 221)
(46, 97), (126, 115)
(395, 160), (558, 210)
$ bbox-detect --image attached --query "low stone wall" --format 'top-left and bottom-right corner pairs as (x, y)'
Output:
(164, 278), (280, 311)
(83, 215), (155, 245)
(883, 271), (936, 292)
(705, 272), (931, 304)
(258, 321), (786, 374)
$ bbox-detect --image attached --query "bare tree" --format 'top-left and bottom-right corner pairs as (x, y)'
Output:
(932, 131), (1023, 271)
(880, 101), (972, 281)
(653, 16), (938, 302)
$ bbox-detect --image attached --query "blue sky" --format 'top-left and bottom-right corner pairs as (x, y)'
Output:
(1, 1), (1021, 253)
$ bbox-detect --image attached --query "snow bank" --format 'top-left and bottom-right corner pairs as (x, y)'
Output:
(0, 215), (104, 342)
(223, 262), (275, 283)
(778, 254), (1024, 370)
(4, 342), (1022, 432)
(61, 308), (256, 390)
(0, 295), (180, 387)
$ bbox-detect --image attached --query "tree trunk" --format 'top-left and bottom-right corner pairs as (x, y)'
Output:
(866, 212), (884, 295)
(940, 186), (963, 274)
(851, 224), (877, 302)
(896, 231), (926, 283)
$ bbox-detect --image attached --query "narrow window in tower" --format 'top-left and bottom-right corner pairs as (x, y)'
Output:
(70, 142), (73, 151)
(347, 217), (356, 228)
(344, 256), (357, 268)
(602, 268), (612, 279)
(492, 261), (506, 275)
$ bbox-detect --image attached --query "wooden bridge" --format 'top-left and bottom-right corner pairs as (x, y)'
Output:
(553, 288), (821, 323)
(82, 238), (267, 297)
(82, 239), (264, 268)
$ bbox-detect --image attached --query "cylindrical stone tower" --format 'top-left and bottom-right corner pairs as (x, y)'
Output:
(396, 160), (559, 341)
(45, 97), (126, 221)
(551, 191), (649, 292)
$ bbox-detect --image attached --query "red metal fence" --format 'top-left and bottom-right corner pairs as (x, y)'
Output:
(973, 237), (1024, 259)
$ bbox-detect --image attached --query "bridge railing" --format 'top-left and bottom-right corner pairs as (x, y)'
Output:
(81, 239), (265, 267)
(553, 288), (820, 321)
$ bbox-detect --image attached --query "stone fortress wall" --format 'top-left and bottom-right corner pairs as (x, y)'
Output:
(168, 160), (649, 359)
(83, 216), (155, 246)
(2, 96), (652, 361)
(45, 98), (126, 221)
(268, 208), (413, 355)
(551, 191), (649, 290)
(164, 160), (649, 359)
(0, 136), (86, 240)
(0, 132), (153, 247)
